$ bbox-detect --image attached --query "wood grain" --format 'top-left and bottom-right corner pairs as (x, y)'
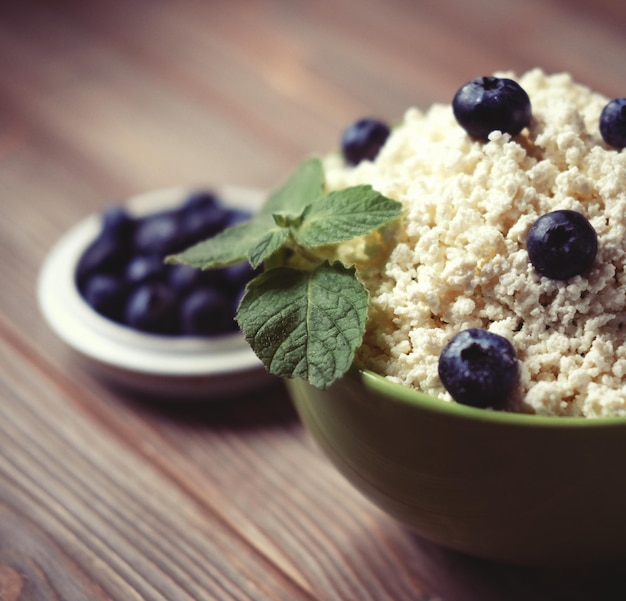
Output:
(2, 0), (626, 599)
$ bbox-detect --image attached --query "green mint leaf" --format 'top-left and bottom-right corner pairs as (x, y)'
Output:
(168, 156), (404, 390)
(261, 156), (325, 215)
(247, 226), (290, 269)
(236, 261), (369, 388)
(166, 219), (264, 268)
(168, 156), (324, 269)
(294, 185), (403, 248)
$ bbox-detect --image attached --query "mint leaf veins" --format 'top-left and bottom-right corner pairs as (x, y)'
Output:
(236, 262), (369, 389)
(168, 156), (403, 388)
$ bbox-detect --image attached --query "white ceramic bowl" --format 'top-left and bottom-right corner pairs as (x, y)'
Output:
(38, 185), (275, 399)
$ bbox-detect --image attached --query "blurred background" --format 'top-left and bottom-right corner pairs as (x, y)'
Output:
(2, 0), (625, 204)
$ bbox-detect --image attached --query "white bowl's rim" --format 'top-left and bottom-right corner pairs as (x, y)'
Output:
(37, 185), (266, 378)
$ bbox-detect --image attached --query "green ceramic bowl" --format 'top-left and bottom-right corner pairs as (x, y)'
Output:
(287, 367), (626, 566)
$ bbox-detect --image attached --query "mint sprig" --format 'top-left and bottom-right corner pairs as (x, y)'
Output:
(168, 157), (403, 388)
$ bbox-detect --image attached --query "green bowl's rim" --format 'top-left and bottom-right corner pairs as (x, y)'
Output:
(353, 367), (626, 428)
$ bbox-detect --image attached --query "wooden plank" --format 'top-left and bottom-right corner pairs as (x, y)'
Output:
(0, 317), (438, 600)
(0, 317), (316, 601)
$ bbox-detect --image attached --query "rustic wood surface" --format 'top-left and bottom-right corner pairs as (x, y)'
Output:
(2, 0), (626, 599)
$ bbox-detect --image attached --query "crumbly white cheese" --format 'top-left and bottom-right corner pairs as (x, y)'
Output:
(324, 69), (626, 417)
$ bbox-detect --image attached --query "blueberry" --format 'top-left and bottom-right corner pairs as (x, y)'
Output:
(599, 97), (626, 149)
(181, 190), (221, 213)
(166, 263), (205, 292)
(179, 286), (236, 336)
(223, 208), (253, 228)
(341, 118), (390, 165)
(438, 328), (518, 408)
(452, 76), (531, 140)
(81, 274), (128, 322)
(125, 254), (166, 285)
(102, 205), (135, 240)
(180, 205), (230, 246)
(76, 232), (127, 288)
(221, 260), (259, 291)
(526, 210), (598, 280)
(168, 262), (224, 293)
(176, 189), (232, 247)
(132, 210), (183, 255)
(124, 283), (178, 334)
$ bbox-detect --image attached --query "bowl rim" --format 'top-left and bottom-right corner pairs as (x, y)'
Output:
(353, 367), (626, 427)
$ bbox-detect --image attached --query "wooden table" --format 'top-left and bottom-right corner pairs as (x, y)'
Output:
(2, 0), (626, 599)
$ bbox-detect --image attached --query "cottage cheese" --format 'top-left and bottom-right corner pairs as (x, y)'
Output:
(323, 69), (626, 417)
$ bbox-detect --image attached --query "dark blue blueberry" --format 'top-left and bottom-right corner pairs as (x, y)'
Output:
(124, 283), (178, 334)
(221, 261), (260, 292)
(223, 208), (253, 228)
(166, 263), (205, 293)
(526, 210), (598, 280)
(132, 209), (184, 255)
(452, 76), (531, 140)
(438, 328), (518, 408)
(102, 205), (136, 241)
(599, 97), (626, 149)
(181, 190), (221, 213)
(76, 232), (127, 288)
(179, 197), (231, 246)
(125, 254), (166, 285)
(179, 286), (236, 336)
(341, 118), (390, 165)
(81, 274), (128, 322)
(166, 262), (224, 293)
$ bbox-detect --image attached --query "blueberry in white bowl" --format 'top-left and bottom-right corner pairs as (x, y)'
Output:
(74, 188), (257, 337)
(38, 186), (274, 399)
